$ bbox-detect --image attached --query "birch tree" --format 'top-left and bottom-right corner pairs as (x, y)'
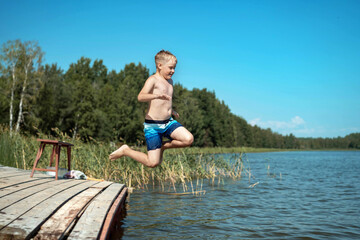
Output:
(14, 41), (43, 133)
(0, 40), (22, 135)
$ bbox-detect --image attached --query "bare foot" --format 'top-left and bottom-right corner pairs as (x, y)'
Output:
(109, 145), (129, 161)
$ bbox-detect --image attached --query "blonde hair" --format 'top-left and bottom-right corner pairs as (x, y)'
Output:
(155, 50), (177, 68)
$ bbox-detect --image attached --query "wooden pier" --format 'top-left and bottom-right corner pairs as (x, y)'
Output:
(0, 165), (127, 240)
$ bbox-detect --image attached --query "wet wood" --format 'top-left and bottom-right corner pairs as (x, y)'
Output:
(68, 183), (125, 240)
(100, 186), (128, 240)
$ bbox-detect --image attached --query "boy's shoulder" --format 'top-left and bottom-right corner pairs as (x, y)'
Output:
(147, 74), (163, 83)
(144, 74), (157, 84)
(146, 74), (161, 81)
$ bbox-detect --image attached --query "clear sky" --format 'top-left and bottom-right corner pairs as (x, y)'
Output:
(1, 0), (359, 138)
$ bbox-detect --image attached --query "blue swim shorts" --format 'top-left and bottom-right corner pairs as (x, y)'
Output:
(144, 118), (183, 151)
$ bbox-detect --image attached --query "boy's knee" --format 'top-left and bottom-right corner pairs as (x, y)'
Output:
(185, 133), (194, 146)
(147, 161), (161, 168)
(146, 156), (162, 168)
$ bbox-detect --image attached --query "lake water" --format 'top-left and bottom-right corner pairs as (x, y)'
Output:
(113, 151), (360, 239)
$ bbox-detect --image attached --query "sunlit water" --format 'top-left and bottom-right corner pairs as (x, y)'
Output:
(113, 151), (360, 239)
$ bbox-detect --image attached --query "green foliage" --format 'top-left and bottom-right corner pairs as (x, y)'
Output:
(298, 133), (360, 149)
(114, 63), (149, 143)
(29, 64), (63, 134)
(346, 133), (360, 149)
(0, 75), (9, 124)
(1, 40), (359, 149)
(173, 84), (205, 146)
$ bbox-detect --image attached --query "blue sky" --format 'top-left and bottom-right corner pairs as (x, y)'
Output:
(1, 0), (359, 138)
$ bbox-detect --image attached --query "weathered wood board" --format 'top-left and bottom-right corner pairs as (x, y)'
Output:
(0, 179), (81, 227)
(68, 183), (125, 240)
(0, 178), (75, 210)
(0, 167), (127, 240)
(0, 171), (30, 178)
(0, 178), (53, 198)
(100, 186), (128, 240)
(0, 180), (98, 239)
(0, 175), (49, 188)
(34, 182), (112, 239)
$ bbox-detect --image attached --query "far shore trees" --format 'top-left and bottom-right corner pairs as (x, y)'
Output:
(0, 39), (359, 149)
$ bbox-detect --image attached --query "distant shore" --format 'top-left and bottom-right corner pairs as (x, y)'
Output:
(167, 147), (360, 155)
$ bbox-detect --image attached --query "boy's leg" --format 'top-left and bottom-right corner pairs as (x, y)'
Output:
(162, 127), (193, 150)
(109, 145), (162, 168)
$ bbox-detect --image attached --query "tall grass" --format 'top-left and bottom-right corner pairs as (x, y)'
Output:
(0, 126), (250, 193)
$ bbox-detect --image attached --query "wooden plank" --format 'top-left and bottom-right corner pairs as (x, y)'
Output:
(0, 167), (22, 172)
(0, 176), (37, 187)
(0, 173), (41, 183)
(0, 168), (30, 173)
(0, 178), (74, 210)
(0, 180), (100, 240)
(99, 187), (128, 240)
(0, 178), (54, 198)
(34, 181), (113, 240)
(0, 166), (24, 170)
(0, 167), (129, 240)
(0, 179), (82, 228)
(61, 182), (115, 239)
(68, 183), (125, 240)
(0, 174), (51, 189)
(0, 171), (29, 178)
(87, 181), (113, 189)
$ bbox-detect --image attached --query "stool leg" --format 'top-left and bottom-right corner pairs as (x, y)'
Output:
(55, 144), (61, 180)
(30, 143), (46, 178)
(67, 146), (71, 171)
(49, 145), (56, 167)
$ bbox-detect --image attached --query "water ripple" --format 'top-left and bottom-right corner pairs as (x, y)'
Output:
(118, 151), (360, 239)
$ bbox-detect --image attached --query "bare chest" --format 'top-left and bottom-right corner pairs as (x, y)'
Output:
(153, 80), (173, 96)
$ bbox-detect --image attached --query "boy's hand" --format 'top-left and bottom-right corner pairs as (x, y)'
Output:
(172, 110), (180, 118)
(157, 94), (171, 101)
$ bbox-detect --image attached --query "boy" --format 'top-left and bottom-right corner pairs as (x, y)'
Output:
(109, 50), (193, 167)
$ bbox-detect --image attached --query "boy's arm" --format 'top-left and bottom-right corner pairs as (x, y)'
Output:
(137, 77), (171, 102)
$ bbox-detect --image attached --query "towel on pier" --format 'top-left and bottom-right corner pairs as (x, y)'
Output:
(63, 170), (87, 180)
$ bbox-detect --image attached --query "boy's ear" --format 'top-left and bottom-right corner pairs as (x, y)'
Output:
(157, 62), (163, 69)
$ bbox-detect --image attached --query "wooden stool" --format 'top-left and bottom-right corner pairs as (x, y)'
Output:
(30, 139), (74, 180)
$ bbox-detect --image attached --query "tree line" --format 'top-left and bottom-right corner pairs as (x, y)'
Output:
(1, 40), (359, 149)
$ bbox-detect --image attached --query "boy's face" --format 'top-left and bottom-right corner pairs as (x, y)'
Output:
(159, 59), (177, 80)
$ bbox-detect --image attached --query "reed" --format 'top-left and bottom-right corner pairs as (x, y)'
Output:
(0, 126), (250, 193)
